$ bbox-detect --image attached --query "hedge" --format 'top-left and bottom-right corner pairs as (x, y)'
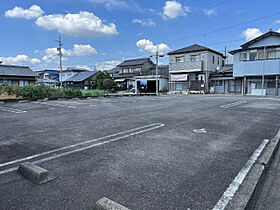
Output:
(0, 81), (82, 99)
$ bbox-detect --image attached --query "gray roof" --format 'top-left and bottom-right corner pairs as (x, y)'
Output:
(106, 67), (119, 74)
(168, 44), (225, 57)
(65, 71), (98, 82)
(118, 58), (154, 67)
(0, 65), (37, 77)
(241, 30), (280, 48)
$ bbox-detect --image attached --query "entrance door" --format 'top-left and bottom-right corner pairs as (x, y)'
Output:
(147, 80), (156, 92)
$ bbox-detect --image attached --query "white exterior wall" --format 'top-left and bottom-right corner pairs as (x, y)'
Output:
(169, 51), (224, 73)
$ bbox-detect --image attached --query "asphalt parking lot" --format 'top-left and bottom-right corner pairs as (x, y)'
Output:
(0, 95), (279, 210)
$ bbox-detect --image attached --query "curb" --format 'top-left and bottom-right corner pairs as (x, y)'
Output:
(225, 128), (280, 209)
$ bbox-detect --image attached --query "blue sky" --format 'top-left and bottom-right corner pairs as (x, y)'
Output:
(0, 0), (280, 70)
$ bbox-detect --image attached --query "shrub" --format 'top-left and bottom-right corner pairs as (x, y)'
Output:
(0, 81), (13, 95)
(12, 83), (82, 99)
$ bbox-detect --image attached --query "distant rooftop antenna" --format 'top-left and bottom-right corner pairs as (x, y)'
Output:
(269, 28), (273, 32)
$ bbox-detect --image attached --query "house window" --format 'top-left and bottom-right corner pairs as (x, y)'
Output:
(249, 50), (257, 61)
(212, 55), (215, 64)
(267, 80), (276, 88)
(257, 50), (264, 60)
(214, 80), (223, 86)
(19, 80), (24, 87)
(123, 68), (129, 73)
(190, 55), (200, 62)
(239, 53), (247, 61)
(175, 56), (185, 63)
(218, 57), (220, 65)
(266, 49), (277, 59)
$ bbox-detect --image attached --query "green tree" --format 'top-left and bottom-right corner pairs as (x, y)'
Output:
(92, 71), (116, 91)
(103, 78), (114, 90)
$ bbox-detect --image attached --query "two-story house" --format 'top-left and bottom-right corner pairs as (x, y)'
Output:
(113, 58), (155, 90)
(36, 69), (59, 87)
(230, 30), (280, 96)
(168, 44), (225, 93)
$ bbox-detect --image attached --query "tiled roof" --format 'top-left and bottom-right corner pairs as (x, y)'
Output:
(118, 58), (154, 67)
(168, 44), (225, 57)
(65, 71), (98, 82)
(0, 65), (37, 77)
(106, 67), (119, 74)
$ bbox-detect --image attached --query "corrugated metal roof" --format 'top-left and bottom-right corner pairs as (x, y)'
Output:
(0, 65), (37, 77)
(65, 71), (98, 82)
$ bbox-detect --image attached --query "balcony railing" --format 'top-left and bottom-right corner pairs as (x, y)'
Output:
(169, 60), (203, 73)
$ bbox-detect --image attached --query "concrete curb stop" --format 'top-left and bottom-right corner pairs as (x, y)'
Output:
(226, 128), (280, 209)
(0, 101), (5, 104)
(19, 100), (29, 103)
(94, 197), (130, 210)
(17, 162), (56, 184)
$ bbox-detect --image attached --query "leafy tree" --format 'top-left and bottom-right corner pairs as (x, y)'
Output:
(92, 71), (116, 91)
(103, 78), (114, 90)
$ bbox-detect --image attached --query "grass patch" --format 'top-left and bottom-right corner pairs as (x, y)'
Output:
(81, 89), (104, 96)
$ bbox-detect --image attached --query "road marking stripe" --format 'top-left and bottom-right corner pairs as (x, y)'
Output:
(0, 123), (163, 168)
(33, 101), (76, 108)
(221, 101), (247, 109)
(0, 107), (26, 113)
(212, 139), (269, 210)
(0, 123), (164, 175)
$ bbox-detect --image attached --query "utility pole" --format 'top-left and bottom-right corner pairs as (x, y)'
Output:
(56, 36), (63, 88)
(156, 45), (159, 96)
(224, 46), (227, 64)
(261, 46), (266, 95)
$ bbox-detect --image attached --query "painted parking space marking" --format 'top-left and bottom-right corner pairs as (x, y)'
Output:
(212, 139), (269, 210)
(193, 128), (207, 133)
(33, 101), (76, 108)
(0, 123), (165, 175)
(220, 101), (247, 109)
(0, 106), (26, 114)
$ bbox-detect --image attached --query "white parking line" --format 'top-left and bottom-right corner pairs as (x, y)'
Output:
(221, 101), (247, 109)
(0, 106), (26, 114)
(212, 139), (269, 210)
(0, 123), (164, 175)
(33, 101), (76, 108)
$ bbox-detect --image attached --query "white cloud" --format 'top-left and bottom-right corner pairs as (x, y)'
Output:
(242, 28), (263, 41)
(136, 39), (171, 55)
(203, 9), (215, 16)
(70, 44), (97, 56)
(95, 60), (121, 71)
(132, 18), (156, 27)
(42, 44), (97, 61)
(162, 1), (190, 20)
(5, 5), (44, 20)
(88, 0), (141, 11)
(36, 11), (118, 37)
(274, 20), (280, 24)
(0, 54), (42, 65)
(30, 58), (42, 64)
(76, 65), (91, 70)
(88, 0), (128, 10)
